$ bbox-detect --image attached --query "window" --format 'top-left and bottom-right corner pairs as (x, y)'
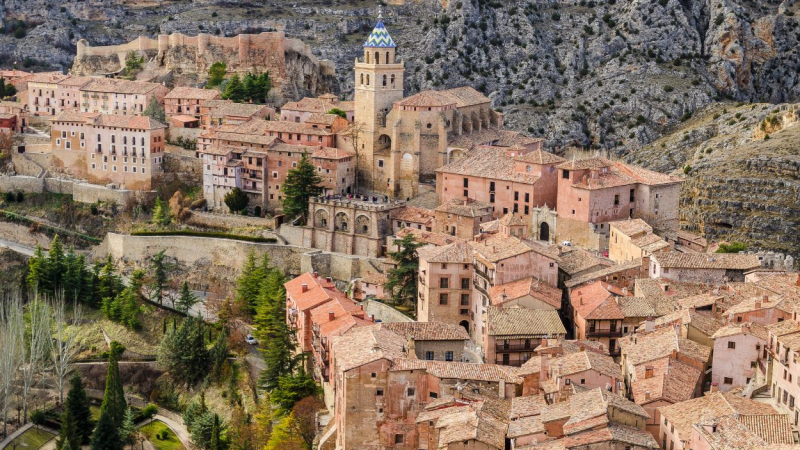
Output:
(460, 294), (469, 305)
(723, 377), (733, 384)
(378, 159), (384, 168)
(463, 178), (469, 188)
(425, 351), (434, 360)
(489, 181), (495, 192)
(580, 379), (586, 384)
(728, 341), (736, 349)
(461, 278), (470, 289)
(445, 351), (453, 361)
(371, 372), (376, 378)
(429, 392), (438, 399)
(407, 388), (415, 397)
(440, 278), (449, 289)
(565, 379), (571, 385)
(394, 434), (404, 444)
(614, 194), (620, 206)
(376, 389), (383, 396)
(562, 169), (570, 179)
(439, 293), (448, 305)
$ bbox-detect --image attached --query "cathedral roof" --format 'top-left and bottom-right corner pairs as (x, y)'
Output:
(363, 19), (396, 48)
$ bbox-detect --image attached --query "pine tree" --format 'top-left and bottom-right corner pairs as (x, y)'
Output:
(271, 369), (321, 415)
(222, 74), (246, 102)
(255, 269), (294, 390)
(96, 255), (123, 306)
(209, 331), (229, 381)
(65, 373), (94, 444)
(26, 245), (46, 292)
(242, 73), (257, 103)
(256, 72), (272, 103)
(90, 408), (121, 450)
(281, 152), (322, 222)
(149, 250), (170, 305)
(158, 316), (210, 386)
(176, 281), (198, 314)
(152, 197), (172, 226)
(56, 406), (80, 450)
(210, 413), (221, 450)
(235, 251), (264, 315)
(384, 233), (423, 306)
(207, 62), (227, 88)
(118, 287), (142, 329)
(100, 341), (127, 430)
(143, 95), (165, 123)
(46, 234), (66, 295)
(118, 408), (135, 444)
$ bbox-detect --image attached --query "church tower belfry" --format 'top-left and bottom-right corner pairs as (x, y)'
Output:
(354, 12), (404, 194)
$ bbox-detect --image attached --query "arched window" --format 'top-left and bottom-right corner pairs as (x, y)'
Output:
(366, 52), (370, 64)
(386, 51), (390, 64)
(390, 74), (395, 87)
(375, 51), (380, 64)
(382, 75), (387, 86)
(360, 73), (364, 85)
(366, 74), (370, 85)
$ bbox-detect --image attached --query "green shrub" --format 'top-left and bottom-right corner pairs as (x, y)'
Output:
(30, 410), (47, 426)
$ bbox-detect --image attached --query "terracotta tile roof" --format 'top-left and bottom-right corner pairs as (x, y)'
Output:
(631, 357), (701, 405)
(658, 392), (781, 444)
(469, 233), (535, 263)
(211, 102), (271, 118)
(395, 228), (462, 247)
(311, 146), (353, 160)
(50, 110), (91, 123)
(652, 253), (762, 271)
(510, 395), (547, 419)
(571, 281), (625, 320)
(619, 326), (711, 366)
(632, 233), (671, 253)
(559, 248), (613, 276)
(308, 292), (370, 340)
(708, 322), (765, 342)
(556, 349), (622, 379)
(737, 414), (796, 445)
(517, 356), (542, 376)
(213, 131), (279, 146)
(435, 405), (508, 449)
(396, 86), (490, 108)
(557, 388), (648, 436)
(93, 114), (166, 130)
(692, 414), (797, 450)
(498, 212), (526, 227)
(390, 358), (523, 384)
(381, 322), (469, 341)
(726, 294), (797, 318)
(164, 86), (221, 100)
(540, 398), (573, 423)
(416, 241), (474, 264)
(436, 147), (541, 184)
(654, 309), (725, 337)
(678, 293), (725, 310)
(517, 439), (565, 450)
(448, 129), (542, 151)
(534, 337), (610, 356)
(359, 272), (387, 286)
(508, 415), (545, 438)
(564, 258), (643, 289)
(390, 205), (435, 225)
(262, 119), (333, 136)
(563, 423), (659, 449)
(489, 277), (562, 309)
(304, 112), (340, 126)
(281, 96), (353, 114)
(330, 325), (407, 373)
(56, 75), (95, 87)
(617, 297), (658, 318)
(434, 198), (494, 217)
(285, 272), (337, 312)
(609, 218), (653, 237)
(81, 78), (164, 95)
(513, 149), (565, 165)
(766, 319), (800, 337)
(558, 157), (682, 189)
(486, 306), (566, 338)
(27, 72), (70, 84)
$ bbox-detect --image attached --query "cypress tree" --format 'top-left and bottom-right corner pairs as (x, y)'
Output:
(90, 409), (121, 450)
(100, 341), (127, 430)
(46, 234), (66, 294)
(56, 407), (80, 450)
(235, 251), (264, 315)
(26, 245), (45, 292)
(281, 152), (323, 222)
(384, 233), (423, 306)
(210, 413), (221, 450)
(176, 281), (198, 314)
(65, 373), (94, 443)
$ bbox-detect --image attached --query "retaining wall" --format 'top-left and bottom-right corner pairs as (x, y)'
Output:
(188, 211), (277, 230)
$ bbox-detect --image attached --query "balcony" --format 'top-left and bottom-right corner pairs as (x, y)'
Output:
(496, 343), (535, 352)
(494, 359), (525, 367)
(586, 329), (623, 338)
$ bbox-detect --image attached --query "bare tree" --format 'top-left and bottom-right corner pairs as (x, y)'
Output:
(17, 297), (51, 424)
(0, 293), (23, 438)
(49, 295), (83, 403)
(342, 121), (366, 194)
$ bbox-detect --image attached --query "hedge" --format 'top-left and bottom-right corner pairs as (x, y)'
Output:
(131, 230), (278, 243)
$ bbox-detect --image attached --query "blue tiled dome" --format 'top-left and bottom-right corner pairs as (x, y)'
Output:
(363, 20), (396, 48)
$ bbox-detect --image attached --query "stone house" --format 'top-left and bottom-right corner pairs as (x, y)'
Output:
(27, 72), (70, 116)
(649, 253), (762, 284)
(163, 86), (221, 118)
(435, 147), (561, 228)
(608, 218), (670, 263)
(650, 309), (725, 350)
(55, 76), (94, 113)
(539, 348), (624, 402)
(489, 276), (562, 312)
(710, 322), (768, 392)
(663, 230), (708, 253)
(658, 390), (781, 450)
(416, 396), (508, 450)
(0, 101), (26, 132)
(485, 307), (566, 367)
(569, 281), (628, 356)
(353, 272), (388, 300)
(382, 322), (470, 362)
(281, 93), (354, 123)
(723, 293), (796, 326)
(765, 316), (800, 428)
(199, 100), (275, 129)
(555, 157), (682, 252)
(688, 414), (796, 450)
(390, 205), (435, 234)
(434, 198), (494, 240)
(416, 241), (474, 334)
(50, 111), (166, 190)
(78, 78), (169, 116)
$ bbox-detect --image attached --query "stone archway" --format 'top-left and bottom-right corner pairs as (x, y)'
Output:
(378, 134), (391, 151)
(448, 148), (466, 164)
(355, 215), (371, 235)
(459, 320), (470, 335)
(335, 212), (349, 232)
(539, 222), (550, 242)
(314, 209), (329, 228)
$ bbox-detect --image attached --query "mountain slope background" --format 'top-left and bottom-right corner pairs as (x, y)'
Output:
(2, 0), (799, 257)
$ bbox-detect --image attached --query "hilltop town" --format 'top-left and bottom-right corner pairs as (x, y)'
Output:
(0, 5), (799, 450)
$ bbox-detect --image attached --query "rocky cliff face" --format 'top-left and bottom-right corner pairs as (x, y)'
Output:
(2, 0), (798, 146)
(624, 102), (800, 259)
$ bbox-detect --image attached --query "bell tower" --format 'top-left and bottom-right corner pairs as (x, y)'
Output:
(354, 12), (404, 194)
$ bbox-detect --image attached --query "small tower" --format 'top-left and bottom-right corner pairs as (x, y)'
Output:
(354, 11), (405, 193)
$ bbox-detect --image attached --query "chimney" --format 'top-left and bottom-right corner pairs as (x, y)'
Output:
(301, 283), (308, 293)
(312, 272), (318, 278)
(326, 276), (333, 282)
(645, 390), (651, 400)
(645, 366), (654, 379)
(755, 300), (762, 309)
(579, 297), (584, 306)
(645, 317), (655, 333)
(579, 345), (586, 352)
(763, 294), (769, 303)
(796, 273), (800, 287)
(709, 382), (718, 393)
(370, 314), (375, 322)
(671, 349), (678, 360)
(328, 311), (335, 321)
(499, 378), (506, 399)
(622, 287), (628, 295)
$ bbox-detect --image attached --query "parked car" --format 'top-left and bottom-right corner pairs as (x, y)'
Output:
(245, 334), (258, 345)
(561, 240), (573, 247)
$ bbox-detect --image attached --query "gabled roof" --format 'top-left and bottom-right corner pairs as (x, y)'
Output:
(652, 253), (762, 271)
(381, 322), (469, 341)
(557, 349), (622, 379)
(631, 357), (701, 405)
(330, 325), (407, 373)
(390, 205), (435, 225)
(416, 241), (473, 264)
(564, 423), (659, 449)
(489, 277), (562, 309)
(571, 281), (625, 320)
(390, 359), (522, 384)
(619, 326), (712, 366)
(653, 309), (725, 337)
(164, 86), (221, 100)
(609, 218), (653, 237)
(486, 306), (566, 338)
(513, 149), (565, 165)
(435, 197), (494, 217)
(510, 395), (547, 419)
(559, 247), (612, 276)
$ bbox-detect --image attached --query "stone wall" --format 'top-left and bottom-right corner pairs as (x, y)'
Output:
(0, 175), (44, 193)
(361, 299), (413, 324)
(188, 211), (278, 230)
(161, 152), (203, 186)
(168, 127), (201, 143)
(11, 153), (45, 177)
(72, 183), (156, 206)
